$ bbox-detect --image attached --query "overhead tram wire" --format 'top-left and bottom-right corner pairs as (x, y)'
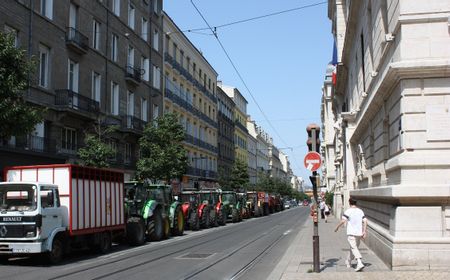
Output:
(189, 0), (306, 173)
(182, 1), (327, 34)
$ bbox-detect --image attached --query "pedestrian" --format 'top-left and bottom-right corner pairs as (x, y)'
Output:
(334, 197), (368, 272)
(319, 200), (325, 219)
(324, 203), (331, 223)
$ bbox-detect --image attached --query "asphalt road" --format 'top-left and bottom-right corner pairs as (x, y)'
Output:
(0, 206), (309, 280)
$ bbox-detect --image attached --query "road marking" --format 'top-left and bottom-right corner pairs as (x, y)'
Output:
(283, 229), (292, 235)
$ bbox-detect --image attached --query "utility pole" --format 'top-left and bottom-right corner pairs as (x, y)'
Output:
(305, 124), (321, 273)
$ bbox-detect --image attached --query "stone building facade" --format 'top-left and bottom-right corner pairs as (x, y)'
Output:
(0, 0), (164, 180)
(163, 12), (219, 190)
(328, 0), (450, 270)
(217, 86), (235, 185)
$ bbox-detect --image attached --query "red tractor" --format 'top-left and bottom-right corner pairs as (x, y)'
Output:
(257, 191), (270, 216)
(199, 189), (227, 226)
(179, 190), (201, 231)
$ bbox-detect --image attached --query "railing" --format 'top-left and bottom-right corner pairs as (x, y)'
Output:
(165, 86), (217, 128)
(0, 135), (57, 154)
(186, 167), (217, 179)
(55, 89), (100, 114)
(235, 120), (248, 133)
(184, 133), (218, 154)
(121, 115), (146, 132)
(65, 27), (89, 52)
(125, 65), (143, 84)
(164, 53), (217, 103)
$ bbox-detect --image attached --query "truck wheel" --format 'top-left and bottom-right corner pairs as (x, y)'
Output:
(46, 237), (64, 264)
(201, 207), (210, 229)
(232, 208), (239, 223)
(189, 211), (200, 231)
(171, 206), (185, 236)
(127, 217), (145, 246)
(98, 232), (112, 254)
(149, 208), (164, 241)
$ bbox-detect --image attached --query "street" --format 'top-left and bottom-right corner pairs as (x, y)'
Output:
(0, 207), (309, 280)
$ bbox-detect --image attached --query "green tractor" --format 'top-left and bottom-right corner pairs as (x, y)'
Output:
(124, 182), (185, 244)
(220, 190), (242, 223)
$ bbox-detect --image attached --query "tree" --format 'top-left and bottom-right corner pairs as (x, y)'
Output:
(229, 159), (249, 190)
(0, 32), (43, 142)
(77, 123), (116, 168)
(137, 113), (188, 182)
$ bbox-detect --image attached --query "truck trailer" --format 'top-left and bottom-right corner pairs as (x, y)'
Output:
(0, 164), (125, 263)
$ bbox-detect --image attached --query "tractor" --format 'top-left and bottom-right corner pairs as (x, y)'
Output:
(124, 182), (185, 243)
(246, 191), (262, 217)
(220, 191), (242, 223)
(237, 192), (250, 219)
(198, 189), (219, 228)
(178, 190), (201, 231)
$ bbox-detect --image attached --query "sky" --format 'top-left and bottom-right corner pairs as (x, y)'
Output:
(164, 0), (333, 184)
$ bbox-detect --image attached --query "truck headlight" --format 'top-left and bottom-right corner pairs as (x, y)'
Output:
(24, 225), (36, 237)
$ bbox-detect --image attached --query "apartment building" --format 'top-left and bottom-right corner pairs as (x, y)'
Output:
(247, 119), (271, 184)
(217, 86), (235, 185)
(163, 12), (219, 190)
(0, 0), (164, 180)
(220, 85), (249, 170)
(328, 0), (450, 269)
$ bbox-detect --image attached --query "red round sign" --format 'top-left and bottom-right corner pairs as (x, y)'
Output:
(304, 152), (322, 172)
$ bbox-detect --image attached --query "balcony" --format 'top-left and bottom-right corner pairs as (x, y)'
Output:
(235, 120), (248, 133)
(55, 90), (100, 116)
(184, 133), (218, 154)
(65, 27), (89, 54)
(0, 135), (57, 155)
(125, 65), (143, 85)
(186, 167), (218, 180)
(121, 115), (146, 133)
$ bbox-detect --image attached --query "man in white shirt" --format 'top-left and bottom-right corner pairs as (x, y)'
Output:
(334, 197), (368, 272)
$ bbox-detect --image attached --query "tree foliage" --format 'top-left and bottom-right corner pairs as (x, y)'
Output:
(0, 32), (43, 141)
(254, 172), (294, 197)
(137, 113), (188, 182)
(228, 159), (249, 190)
(77, 123), (116, 168)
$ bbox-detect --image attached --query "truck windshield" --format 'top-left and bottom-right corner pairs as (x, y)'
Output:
(0, 184), (37, 212)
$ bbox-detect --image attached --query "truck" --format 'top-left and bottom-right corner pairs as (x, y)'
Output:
(0, 164), (125, 263)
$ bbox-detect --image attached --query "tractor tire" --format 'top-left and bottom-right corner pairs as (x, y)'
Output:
(201, 207), (210, 229)
(127, 217), (146, 246)
(232, 208), (240, 223)
(263, 204), (269, 216)
(163, 216), (171, 239)
(46, 237), (64, 264)
(97, 232), (112, 254)
(189, 211), (200, 231)
(217, 208), (226, 226)
(149, 208), (164, 241)
(210, 209), (218, 227)
(171, 206), (185, 236)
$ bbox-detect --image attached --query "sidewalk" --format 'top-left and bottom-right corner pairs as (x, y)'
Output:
(268, 212), (450, 280)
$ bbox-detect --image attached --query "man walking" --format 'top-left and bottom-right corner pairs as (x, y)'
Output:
(334, 197), (368, 272)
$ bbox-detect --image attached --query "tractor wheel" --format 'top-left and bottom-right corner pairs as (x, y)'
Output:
(189, 211), (200, 231)
(263, 204), (269, 216)
(217, 208), (226, 226)
(127, 217), (146, 246)
(201, 207), (210, 229)
(163, 216), (171, 239)
(97, 232), (112, 254)
(210, 209), (218, 227)
(46, 237), (64, 264)
(171, 206), (185, 236)
(232, 208), (240, 223)
(149, 208), (164, 241)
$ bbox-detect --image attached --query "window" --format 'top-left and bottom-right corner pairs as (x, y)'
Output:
(141, 56), (149, 81)
(186, 57), (191, 73)
(152, 65), (160, 89)
(153, 0), (158, 14)
(125, 143), (132, 164)
(92, 20), (101, 50)
(153, 29), (159, 51)
(92, 71), (101, 103)
(128, 3), (135, 29)
(111, 81), (119, 115)
(127, 91), (134, 117)
(69, 3), (77, 29)
(111, 34), (118, 62)
(68, 59), (79, 93)
(141, 18), (148, 41)
(61, 127), (77, 153)
(141, 98), (148, 121)
(40, 0), (53, 20)
(39, 44), (50, 88)
(127, 45), (135, 68)
(193, 63), (196, 74)
(112, 0), (120, 16)
(152, 104), (159, 120)
(4, 25), (18, 47)
(172, 43), (177, 60)
(180, 50), (184, 68)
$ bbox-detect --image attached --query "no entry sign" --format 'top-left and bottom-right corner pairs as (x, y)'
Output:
(304, 151), (322, 172)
